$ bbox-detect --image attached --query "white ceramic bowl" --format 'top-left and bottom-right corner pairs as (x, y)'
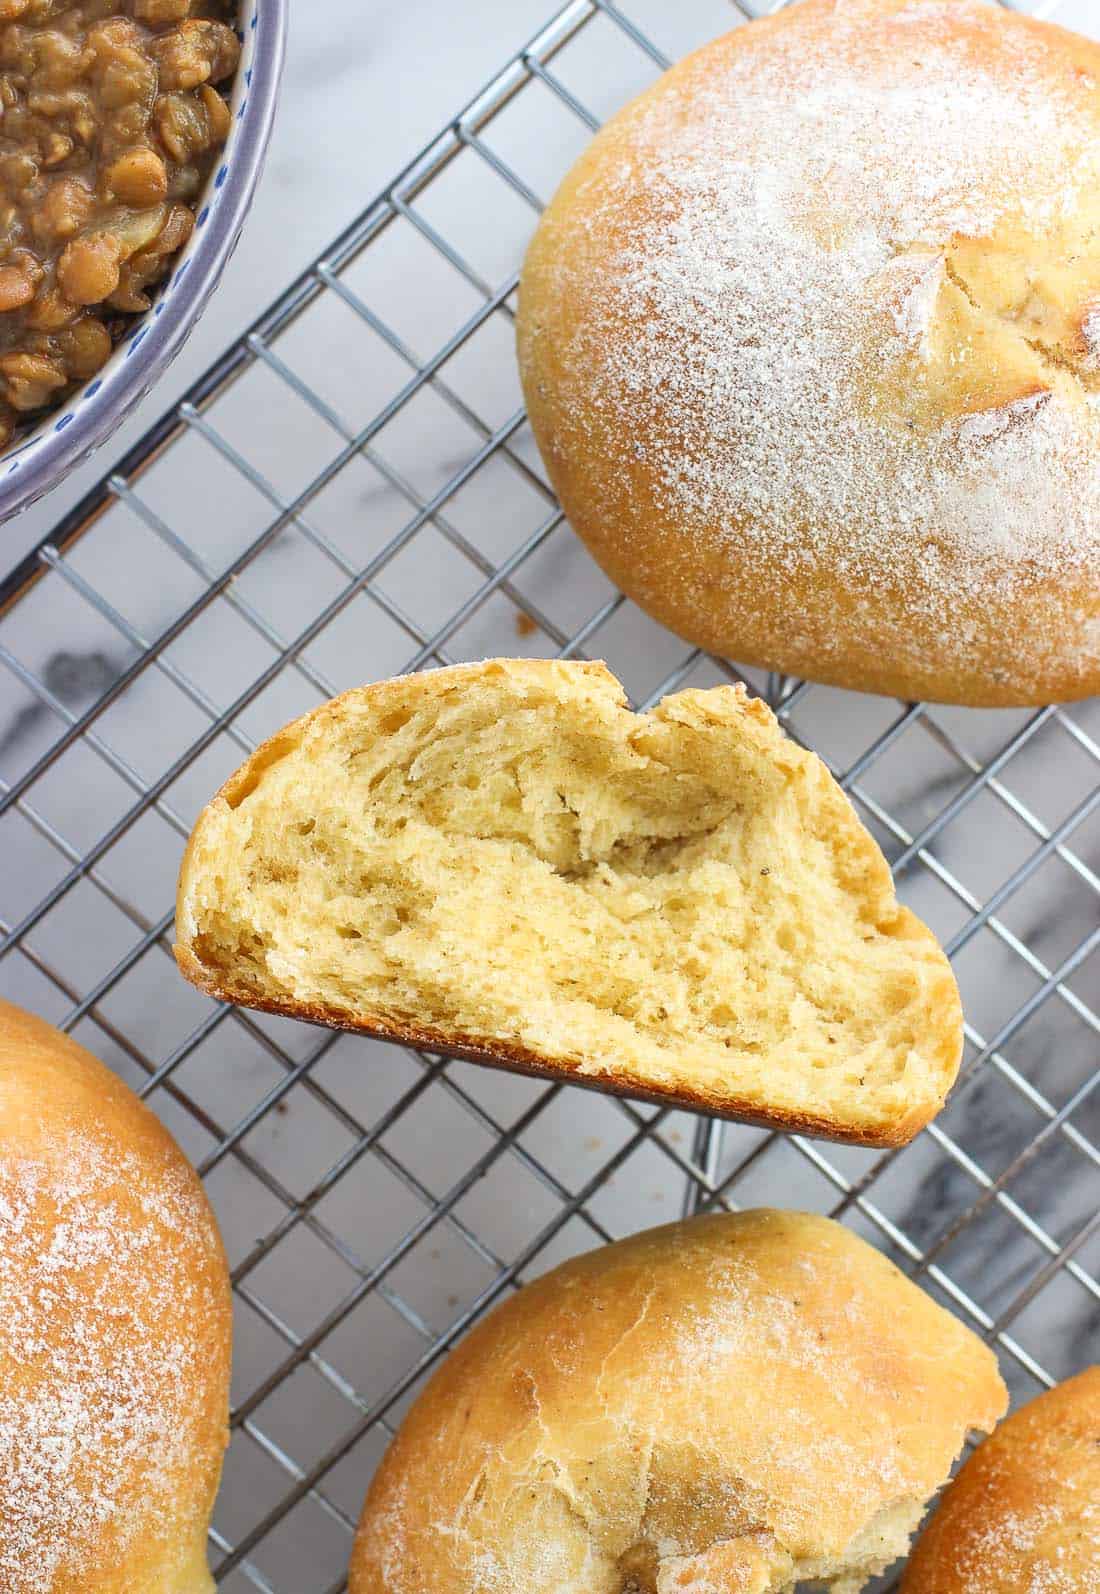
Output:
(0, 0), (287, 524)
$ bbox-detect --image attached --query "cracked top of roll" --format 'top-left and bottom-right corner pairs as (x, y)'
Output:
(349, 1209), (1007, 1594)
(517, 0), (1100, 705)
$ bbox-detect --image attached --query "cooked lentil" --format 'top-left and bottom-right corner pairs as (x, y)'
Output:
(0, 0), (238, 444)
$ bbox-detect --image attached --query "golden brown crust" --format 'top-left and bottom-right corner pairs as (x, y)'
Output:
(349, 1210), (1008, 1594)
(174, 659), (962, 1149)
(517, 0), (1100, 707)
(0, 1000), (231, 1594)
(174, 953), (935, 1148)
(901, 1368), (1100, 1594)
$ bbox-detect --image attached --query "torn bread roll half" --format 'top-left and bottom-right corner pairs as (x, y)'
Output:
(174, 659), (962, 1147)
(349, 1209), (1008, 1594)
(901, 1366), (1100, 1594)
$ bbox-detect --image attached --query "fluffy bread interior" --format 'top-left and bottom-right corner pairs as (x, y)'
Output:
(593, 1494), (934, 1592)
(176, 660), (961, 1142)
(640, 1494), (930, 1593)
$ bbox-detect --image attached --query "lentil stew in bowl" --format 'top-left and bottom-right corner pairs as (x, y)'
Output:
(0, 0), (239, 447)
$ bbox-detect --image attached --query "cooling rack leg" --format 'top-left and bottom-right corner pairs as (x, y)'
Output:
(681, 1115), (725, 1217)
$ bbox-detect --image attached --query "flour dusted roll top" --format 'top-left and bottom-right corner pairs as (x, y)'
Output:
(901, 1367), (1100, 1594)
(349, 1210), (1007, 1594)
(517, 0), (1100, 706)
(0, 1000), (232, 1594)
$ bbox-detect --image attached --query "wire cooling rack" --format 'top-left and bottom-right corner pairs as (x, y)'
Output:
(1, 1), (1098, 1589)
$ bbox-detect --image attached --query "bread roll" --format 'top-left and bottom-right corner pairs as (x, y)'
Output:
(349, 1209), (1007, 1594)
(901, 1367), (1100, 1593)
(0, 1000), (232, 1594)
(517, 0), (1100, 706)
(175, 658), (962, 1147)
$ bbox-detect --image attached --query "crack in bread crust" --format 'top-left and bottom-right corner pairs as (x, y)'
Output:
(516, 0), (1100, 705)
(347, 1210), (1007, 1594)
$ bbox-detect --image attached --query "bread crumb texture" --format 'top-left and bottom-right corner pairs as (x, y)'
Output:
(902, 1366), (1100, 1594)
(175, 660), (962, 1145)
(517, 0), (1100, 704)
(349, 1210), (1008, 1594)
(0, 1001), (231, 1594)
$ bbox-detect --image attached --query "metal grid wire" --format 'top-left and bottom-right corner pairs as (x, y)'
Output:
(1, 0), (1098, 1588)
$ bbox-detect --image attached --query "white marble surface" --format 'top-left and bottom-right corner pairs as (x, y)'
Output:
(0, 3), (1098, 1591)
